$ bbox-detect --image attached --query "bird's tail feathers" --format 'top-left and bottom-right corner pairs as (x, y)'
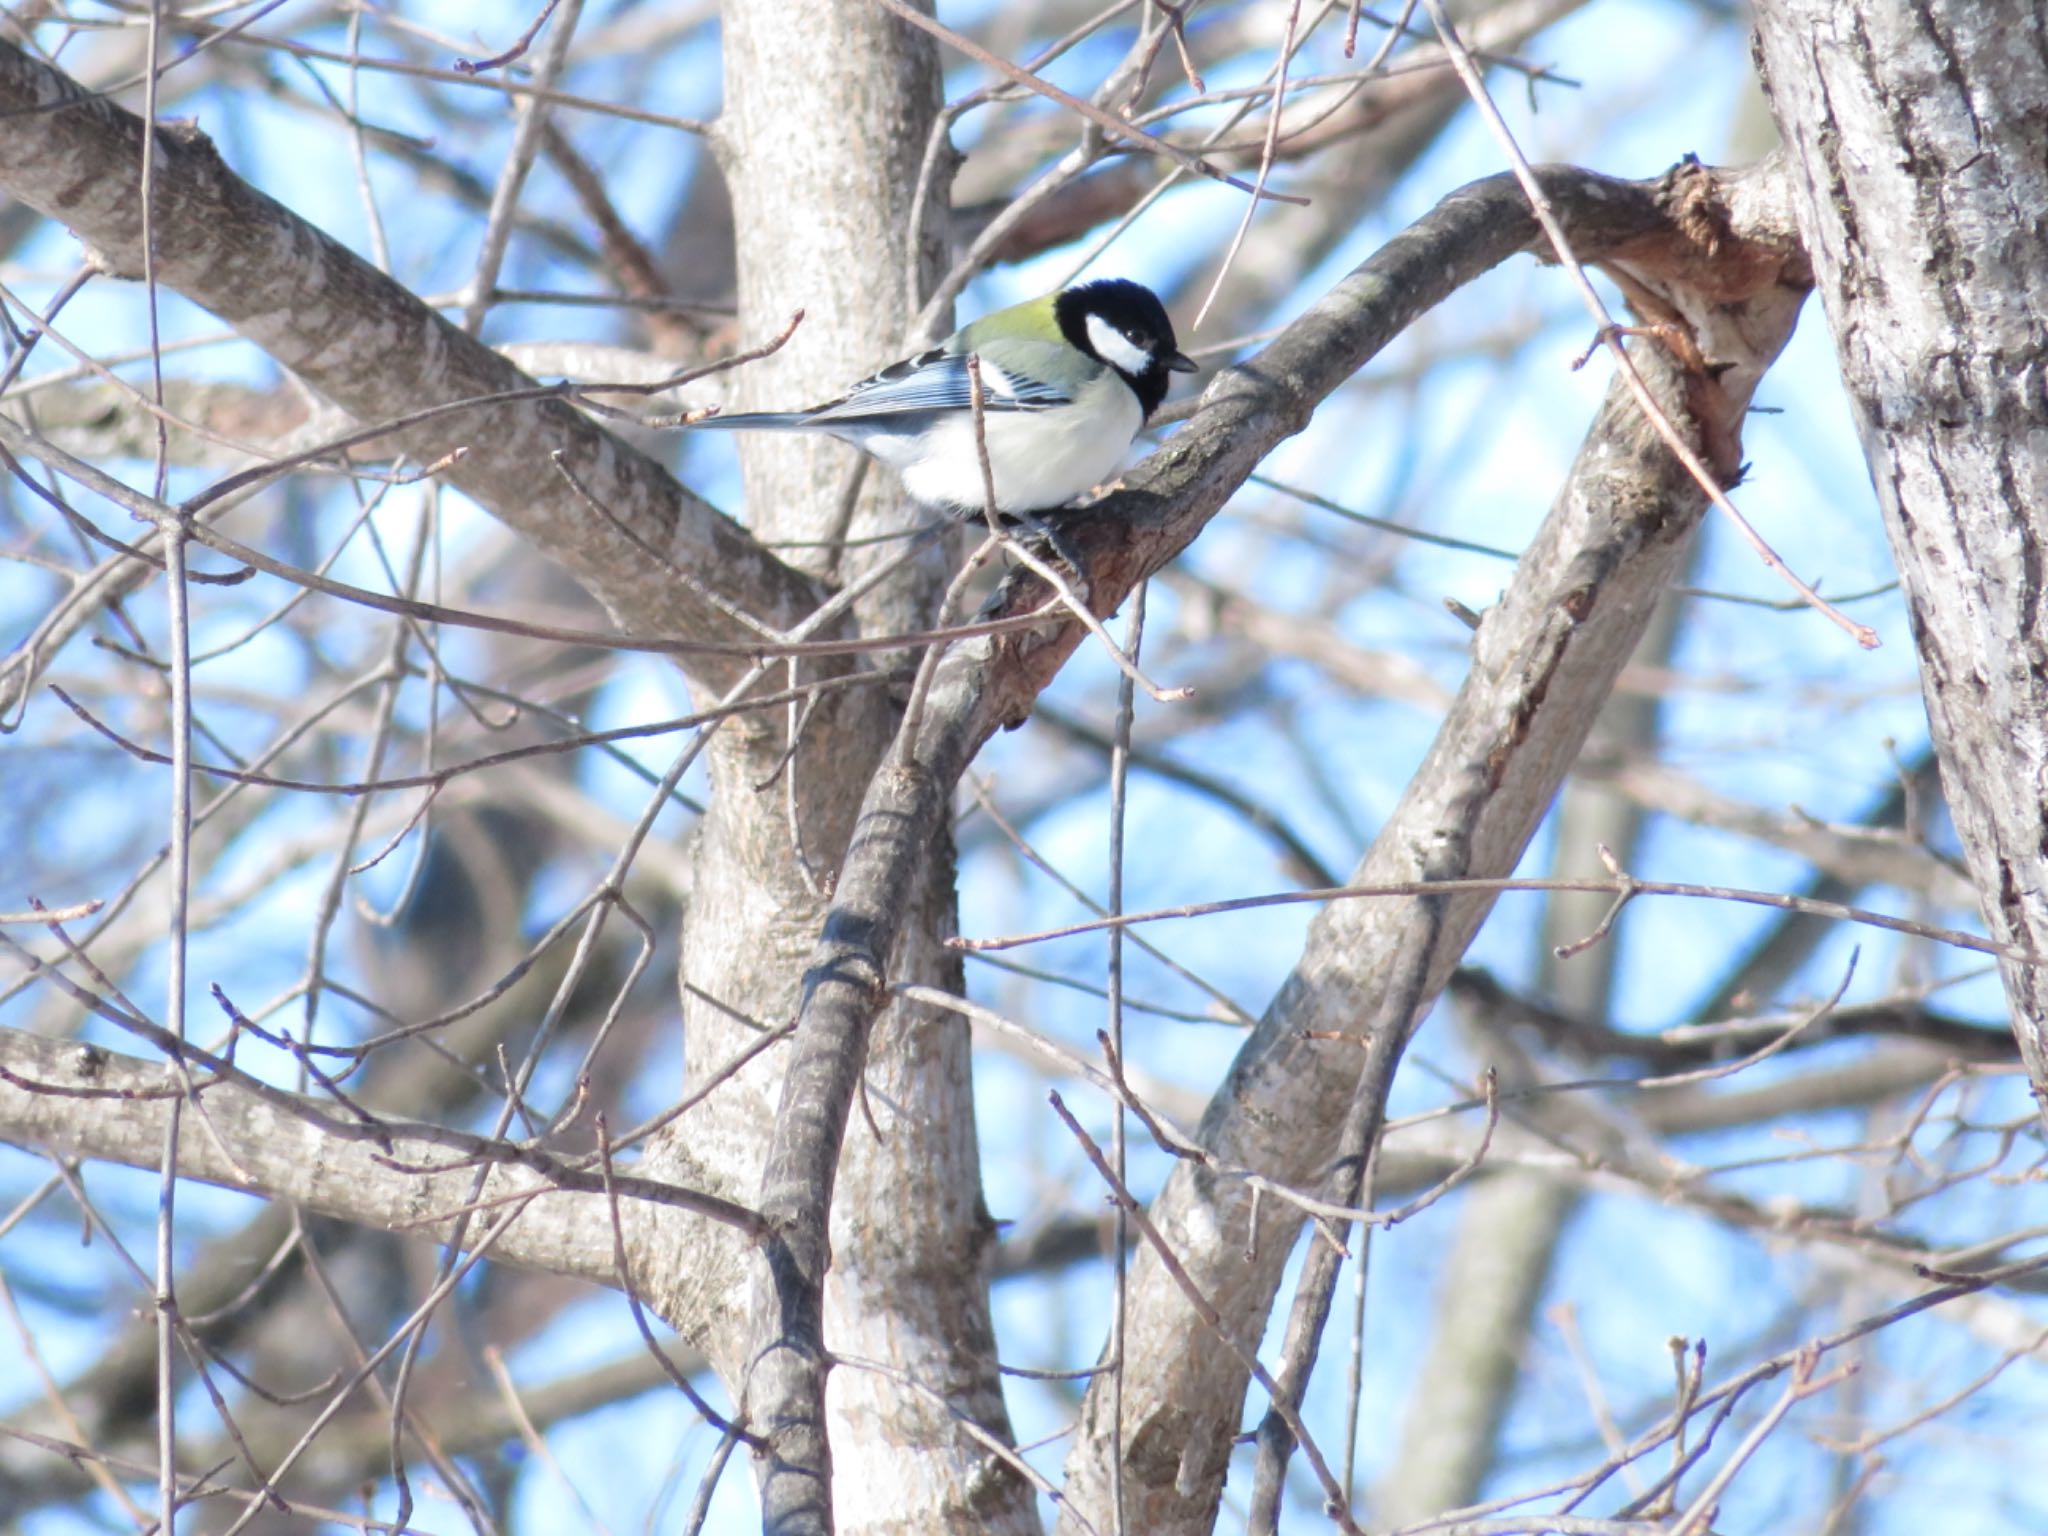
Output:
(683, 410), (817, 432)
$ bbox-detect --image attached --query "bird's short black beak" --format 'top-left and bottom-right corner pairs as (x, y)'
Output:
(1167, 350), (1199, 374)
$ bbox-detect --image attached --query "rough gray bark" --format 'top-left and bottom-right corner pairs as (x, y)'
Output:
(1751, 2), (2048, 1094)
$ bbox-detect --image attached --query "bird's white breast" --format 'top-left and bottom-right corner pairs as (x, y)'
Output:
(900, 370), (1144, 514)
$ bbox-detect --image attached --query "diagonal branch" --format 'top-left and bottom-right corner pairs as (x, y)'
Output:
(0, 1025), (709, 1292)
(0, 39), (822, 696)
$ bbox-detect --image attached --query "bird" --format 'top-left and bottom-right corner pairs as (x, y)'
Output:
(684, 278), (1197, 517)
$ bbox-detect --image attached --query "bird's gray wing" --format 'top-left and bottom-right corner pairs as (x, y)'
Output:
(805, 347), (1071, 421)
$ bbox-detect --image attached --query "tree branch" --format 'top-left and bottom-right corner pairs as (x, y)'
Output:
(0, 39), (823, 697)
(0, 1025), (718, 1297)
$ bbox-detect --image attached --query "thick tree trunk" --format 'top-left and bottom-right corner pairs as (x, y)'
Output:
(653, 5), (1035, 1533)
(1752, 1), (2048, 1098)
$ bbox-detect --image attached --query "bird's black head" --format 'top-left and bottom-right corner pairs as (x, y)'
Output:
(1054, 278), (1198, 420)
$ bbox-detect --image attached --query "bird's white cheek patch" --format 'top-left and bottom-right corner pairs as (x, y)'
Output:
(1086, 313), (1153, 377)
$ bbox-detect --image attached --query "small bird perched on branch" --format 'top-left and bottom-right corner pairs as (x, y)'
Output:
(684, 278), (1197, 517)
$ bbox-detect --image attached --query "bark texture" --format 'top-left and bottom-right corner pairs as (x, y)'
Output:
(1752, 2), (2048, 1092)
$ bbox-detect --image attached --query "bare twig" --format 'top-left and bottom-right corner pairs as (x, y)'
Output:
(872, 0), (1309, 206)
(955, 873), (2024, 961)
(454, 0), (565, 74)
